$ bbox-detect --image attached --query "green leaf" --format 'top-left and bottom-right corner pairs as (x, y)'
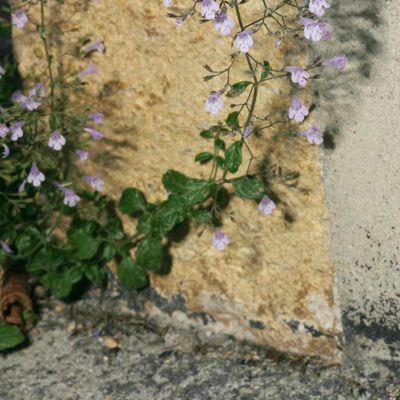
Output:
(96, 196), (108, 210)
(226, 81), (252, 98)
(162, 170), (216, 206)
(119, 188), (147, 215)
(137, 214), (152, 235)
(136, 237), (163, 272)
(118, 257), (149, 290)
(0, 323), (25, 351)
(200, 130), (213, 139)
(102, 244), (116, 261)
(195, 152), (214, 164)
(191, 208), (213, 224)
(232, 175), (264, 201)
(26, 246), (65, 274)
(107, 217), (125, 240)
(70, 220), (99, 236)
(42, 267), (84, 299)
(261, 60), (272, 81)
(15, 227), (41, 255)
(84, 265), (108, 287)
(151, 195), (187, 235)
(225, 141), (242, 173)
(68, 229), (101, 261)
(214, 138), (225, 151)
(225, 111), (240, 128)
(215, 156), (226, 169)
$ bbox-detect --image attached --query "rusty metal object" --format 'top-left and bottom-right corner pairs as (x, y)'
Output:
(0, 269), (33, 330)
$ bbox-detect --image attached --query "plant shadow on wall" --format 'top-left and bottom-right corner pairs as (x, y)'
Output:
(0, 0), (347, 352)
(313, 0), (383, 149)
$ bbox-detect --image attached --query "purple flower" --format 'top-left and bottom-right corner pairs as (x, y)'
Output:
(2, 144), (9, 159)
(212, 230), (230, 251)
(323, 55), (347, 71)
(84, 40), (105, 54)
(234, 30), (254, 53)
(200, 0), (219, 20)
(299, 124), (323, 145)
(10, 121), (24, 141)
(309, 0), (330, 17)
(243, 125), (252, 139)
(84, 127), (104, 140)
(91, 112), (103, 124)
(205, 92), (223, 115)
(288, 96), (309, 123)
(214, 11), (235, 36)
(301, 18), (333, 42)
(286, 66), (310, 88)
(0, 124), (9, 138)
(80, 63), (97, 77)
(176, 17), (184, 27)
(22, 96), (41, 111)
(55, 184), (81, 207)
(12, 10), (28, 29)
(0, 241), (12, 254)
(27, 163), (45, 187)
(84, 176), (104, 192)
(63, 189), (80, 207)
(76, 149), (89, 161)
(48, 130), (66, 151)
(18, 180), (27, 193)
(29, 83), (46, 98)
(13, 84), (45, 111)
(11, 91), (25, 104)
(0, 65), (5, 79)
(163, 0), (172, 7)
(258, 195), (276, 216)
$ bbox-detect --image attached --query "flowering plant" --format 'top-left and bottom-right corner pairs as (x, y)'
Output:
(0, 0), (130, 349)
(0, 0), (346, 351)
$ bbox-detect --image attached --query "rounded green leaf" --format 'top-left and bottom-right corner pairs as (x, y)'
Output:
(200, 130), (213, 139)
(225, 141), (242, 173)
(119, 188), (147, 215)
(118, 257), (149, 290)
(136, 237), (163, 272)
(225, 111), (239, 127)
(191, 208), (213, 224)
(85, 265), (108, 287)
(0, 323), (25, 351)
(232, 175), (265, 201)
(195, 152), (214, 164)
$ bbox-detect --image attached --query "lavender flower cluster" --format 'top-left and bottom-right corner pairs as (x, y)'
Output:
(0, 9), (107, 210)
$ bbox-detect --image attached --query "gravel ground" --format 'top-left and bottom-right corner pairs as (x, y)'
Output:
(1, 292), (399, 400)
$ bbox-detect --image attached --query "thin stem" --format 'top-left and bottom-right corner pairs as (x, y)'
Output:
(39, 0), (56, 123)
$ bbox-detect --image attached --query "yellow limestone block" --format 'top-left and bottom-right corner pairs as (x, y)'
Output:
(12, 0), (342, 363)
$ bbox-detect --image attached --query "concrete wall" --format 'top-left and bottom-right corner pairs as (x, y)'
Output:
(316, 0), (400, 374)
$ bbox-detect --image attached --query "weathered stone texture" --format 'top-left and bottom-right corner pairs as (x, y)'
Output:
(12, 0), (341, 362)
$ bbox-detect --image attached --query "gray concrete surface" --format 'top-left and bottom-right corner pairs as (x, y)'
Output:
(316, 0), (400, 378)
(0, 297), (399, 400)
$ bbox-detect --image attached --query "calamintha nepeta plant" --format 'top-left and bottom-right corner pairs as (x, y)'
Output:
(0, 0), (346, 350)
(162, 0), (346, 249)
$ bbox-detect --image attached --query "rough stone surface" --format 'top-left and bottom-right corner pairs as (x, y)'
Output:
(11, 0), (341, 362)
(0, 297), (399, 400)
